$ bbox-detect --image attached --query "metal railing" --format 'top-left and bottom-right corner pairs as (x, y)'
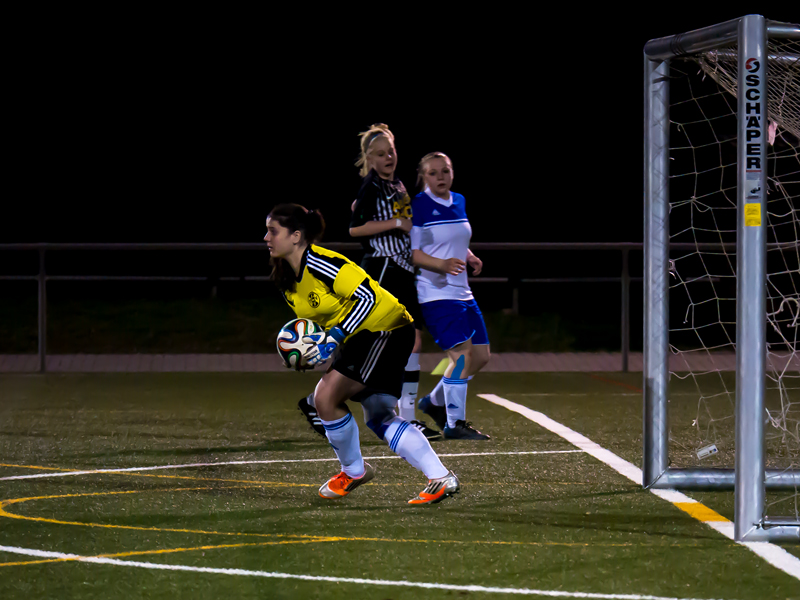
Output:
(0, 242), (642, 372)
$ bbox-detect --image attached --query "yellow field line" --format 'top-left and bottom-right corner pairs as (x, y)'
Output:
(124, 472), (315, 486)
(0, 486), (715, 568)
(0, 534), (709, 568)
(673, 502), (730, 523)
(0, 463), (75, 472)
(0, 462), (312, 487)
(0, 487), (303, 539)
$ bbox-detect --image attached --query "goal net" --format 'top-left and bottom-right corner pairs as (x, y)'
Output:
(643, 16), (800, 541)
(670, 33), (800, 510)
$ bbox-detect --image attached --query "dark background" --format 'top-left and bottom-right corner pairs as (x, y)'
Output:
(8, 9), (794, 247)
(2, 10), (797, 354)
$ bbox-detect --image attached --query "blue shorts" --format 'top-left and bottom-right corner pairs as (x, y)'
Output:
(420, 298), (489, 351)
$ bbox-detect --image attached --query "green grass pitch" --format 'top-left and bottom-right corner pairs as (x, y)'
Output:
(0, 372), (798, 599)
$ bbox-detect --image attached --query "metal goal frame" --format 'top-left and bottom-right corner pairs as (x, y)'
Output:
(643, 14), (800, 542)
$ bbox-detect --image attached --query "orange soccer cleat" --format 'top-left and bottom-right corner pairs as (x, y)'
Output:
(408, 471), (460, 505)
(318, 462), (375, 499)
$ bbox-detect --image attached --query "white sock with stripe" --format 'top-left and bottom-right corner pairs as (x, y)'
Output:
(428, 374), (472, 408)
(320, 412), (364, 478)
(383, 416), (448, 480)
(398, 352), (419, 421)
(443, 376), (468, 428)
(428, 376), (445, 407)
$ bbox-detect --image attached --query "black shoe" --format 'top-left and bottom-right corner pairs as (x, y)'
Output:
(410, 420), (442, 441)
(443, 420), (490, 440)
(418, 395), (447, 430)
(298, 397), (326, 438)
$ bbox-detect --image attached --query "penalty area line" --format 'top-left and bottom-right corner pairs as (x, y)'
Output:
(0, 545), (734, 600)
(0, 451), (580, 482)
(477, 393), (800, 583)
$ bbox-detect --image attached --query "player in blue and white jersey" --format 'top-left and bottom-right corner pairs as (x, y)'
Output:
(410, 152), (491, 440)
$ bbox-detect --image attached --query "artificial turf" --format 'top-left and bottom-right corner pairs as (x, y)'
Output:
(0, 372), (798, 599)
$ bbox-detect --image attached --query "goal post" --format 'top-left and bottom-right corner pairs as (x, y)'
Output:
(643, 15), (800, 542)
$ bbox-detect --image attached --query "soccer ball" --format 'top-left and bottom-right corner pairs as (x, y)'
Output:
(276, 318), (324, 370)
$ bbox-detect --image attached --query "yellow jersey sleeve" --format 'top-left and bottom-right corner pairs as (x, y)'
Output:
(299, 245), (412, 335)
(331, 262), (369, 299)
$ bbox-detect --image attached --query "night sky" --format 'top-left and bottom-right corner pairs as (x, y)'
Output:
(9, 10), (796, 247)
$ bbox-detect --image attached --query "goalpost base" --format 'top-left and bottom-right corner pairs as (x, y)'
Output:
(649, 469), (800, 541)
(647, 468), (800, 491)
(735, 525), (800, 542)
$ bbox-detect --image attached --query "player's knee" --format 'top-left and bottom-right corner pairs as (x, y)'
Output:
(315, 398), (338, 421)
(473, 347), (491, 373)
(361, 393), (397, 440)
(313, 381), (340, 421)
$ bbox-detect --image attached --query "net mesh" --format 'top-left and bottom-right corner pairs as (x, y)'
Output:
(666, 36), (800, 519)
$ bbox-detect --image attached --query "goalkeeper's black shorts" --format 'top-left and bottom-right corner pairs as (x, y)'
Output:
(332, 323), (414, 399)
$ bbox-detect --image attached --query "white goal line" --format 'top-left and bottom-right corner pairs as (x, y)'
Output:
(477, 393), (800, 583)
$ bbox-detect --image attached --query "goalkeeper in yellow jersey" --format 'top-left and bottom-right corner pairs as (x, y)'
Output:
(265, 203), (459, 504)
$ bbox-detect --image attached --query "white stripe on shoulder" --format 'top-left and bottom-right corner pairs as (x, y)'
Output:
(422, 218), (469, 229)
(306, 253), (341, 280)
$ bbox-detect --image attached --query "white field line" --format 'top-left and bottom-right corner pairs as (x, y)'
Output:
(0, 450), (580, 482)
(0, 544), (732, 600)
(516, 392), (706, 397)
(478, 394), (800, 583)
(517, 393), (641, 397)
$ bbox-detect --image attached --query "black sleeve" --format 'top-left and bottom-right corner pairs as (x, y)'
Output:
(338, 278), (376, 335)
(349, 176), (379, 229)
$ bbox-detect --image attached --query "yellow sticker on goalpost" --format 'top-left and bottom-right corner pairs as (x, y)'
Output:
(744, 203), (761, 227)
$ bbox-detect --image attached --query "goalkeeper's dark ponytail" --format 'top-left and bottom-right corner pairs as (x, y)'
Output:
(267, 204), (326, 294)
(301, 208), (325, 244)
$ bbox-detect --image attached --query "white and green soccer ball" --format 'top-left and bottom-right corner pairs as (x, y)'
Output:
(276, 318), (324, 370)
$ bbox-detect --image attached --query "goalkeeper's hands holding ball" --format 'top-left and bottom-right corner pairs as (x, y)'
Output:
(303, 326), (346, 367)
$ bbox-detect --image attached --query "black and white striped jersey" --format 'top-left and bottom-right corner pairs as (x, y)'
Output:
(350, 169), (414, 273)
